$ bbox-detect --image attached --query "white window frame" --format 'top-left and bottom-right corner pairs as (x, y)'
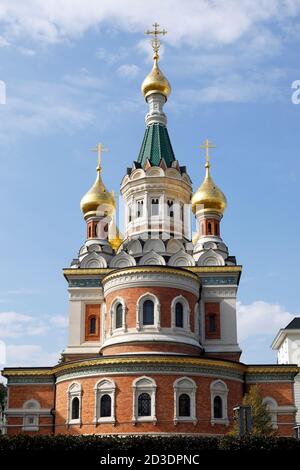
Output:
(171, 296), (190, 332)
(22, 400), (40, 432)
(173, 377), (197, 425)
(94, 379), (116, 425)
(132, 376), (157, 424)
(210, 380), (229, 426)
(149, 196), (161, 218)
(136, 293), (160, 331)
(262, 396), (278, 429)
(110, 297), (127, 335)
(67, 382), (82, 426)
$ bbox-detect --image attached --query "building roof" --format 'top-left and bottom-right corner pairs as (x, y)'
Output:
(285, 317), (300, 330)
(137, 122), (175, 167)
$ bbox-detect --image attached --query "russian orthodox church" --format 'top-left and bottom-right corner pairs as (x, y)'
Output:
(2, 26), (299, 436)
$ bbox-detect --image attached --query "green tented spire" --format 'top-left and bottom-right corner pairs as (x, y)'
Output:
(137, 123), (175, 168)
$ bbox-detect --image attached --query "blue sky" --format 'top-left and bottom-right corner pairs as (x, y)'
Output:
(0, 0), (299, 372)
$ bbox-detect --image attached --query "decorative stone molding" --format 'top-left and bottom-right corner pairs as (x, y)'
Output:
(136, 292), (161, 331)
(168, 250), (195, 267)
(103, 267), (200, 297)
(173, 377), (197, 425)
(110, 297), (127, 335)
(109, 252), (136, 268)
(132, 376), (157, 425)
(67, 382), (82, 427)
(94, 379), (116, 425)
(139, 250), (166, 266)
(210, 380), (229, 426)
(171, 295), (191, 332)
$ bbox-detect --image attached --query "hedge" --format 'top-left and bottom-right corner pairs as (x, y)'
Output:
(0, 434), (300, 455)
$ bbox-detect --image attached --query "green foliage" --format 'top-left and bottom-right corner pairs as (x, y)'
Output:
(0, 434), (299, 457)
(0, 383), (6, 412)
(243, 384), (274, 436)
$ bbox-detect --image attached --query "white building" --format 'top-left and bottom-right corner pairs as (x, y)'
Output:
(272, 318), (300, 425)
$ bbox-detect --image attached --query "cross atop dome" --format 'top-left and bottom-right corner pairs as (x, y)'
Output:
(199, 138), (216, 168)
(90, 142), (108, 171)
(145, 22), (167, 58)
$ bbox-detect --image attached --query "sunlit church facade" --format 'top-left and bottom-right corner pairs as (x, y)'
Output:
(2, 27), (298, 436)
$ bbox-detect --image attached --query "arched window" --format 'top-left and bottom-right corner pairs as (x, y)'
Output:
(167, 200), (174, 218)
(88, 226), (92, 238)
(116, 303), (123, 329)
(138, 393), (151, 417)
(173, 377), (197, 424)
(71, 397), (80, 420)
(179, 394), (191, 417)
(67, 382), (82, 424)
(215, 222), (219, 236)
(89, 316), (96, 334)
(210, 380), (228, 425)
(213, 396), (223, 419)
(100, 394), (112, 418)
(132, 377), (157, 423)
(262, 397), (278, 429)
(171, 296), (190, 331)
(207, 222), (212, 235)
(95, 379), (116, 424)
(175, 302), (184, 328)
(143, 300), (154, 326)
(22, 400), (40, 431)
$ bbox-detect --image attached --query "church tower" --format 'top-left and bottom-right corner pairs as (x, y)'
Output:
(62, 23), (241, 362)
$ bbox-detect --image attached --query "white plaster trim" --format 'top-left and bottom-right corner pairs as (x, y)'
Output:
(132, 376), (157, 425)
(100, 332), (201, 351)
(173, 377), (197, 425)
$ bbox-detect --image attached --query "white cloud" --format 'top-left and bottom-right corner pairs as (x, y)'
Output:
(63, 68), (104, 89)
(117, 64), (140, 79)
(237, 300), (294, 341)
(50, 315), (68, 328)
(18, 47), (36, 56)
(6, 344), (60, 367)
(0, 0), (299, 47)
(0, 311), (48, 338)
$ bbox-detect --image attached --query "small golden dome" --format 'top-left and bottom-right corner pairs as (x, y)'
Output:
(108, 221), (123, 252)
(141, 53), (171, 100)
(80, 165), (115, 220)
(191, 162), (227, 215)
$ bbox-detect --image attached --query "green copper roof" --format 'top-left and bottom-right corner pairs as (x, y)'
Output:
(137, 123), (175, 167)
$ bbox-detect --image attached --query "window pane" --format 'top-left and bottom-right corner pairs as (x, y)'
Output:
(151, 199), (159, 216)
(116, 303), (123, 329)
(143, 300), (154, 325)
(100, 394), (112, 417)
(213, 396), (223, 419)
(209, 314), (216, 333)
(175, 302), (184, 328)
(179, 394), (191, 417)
(89, 317), (96, 334)
(138, 393), (151, 416)
(71, 397), (80, 420)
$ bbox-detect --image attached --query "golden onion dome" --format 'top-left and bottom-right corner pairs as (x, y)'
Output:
(141, 53), (171, 100)
(80, 165), (116, 220)
(191, 162), (227, 215)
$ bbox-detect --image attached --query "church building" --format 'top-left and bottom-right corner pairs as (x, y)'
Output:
(2, 25), (298, 436)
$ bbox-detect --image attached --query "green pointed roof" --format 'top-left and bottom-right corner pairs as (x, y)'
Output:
(137, 123), (175, 167)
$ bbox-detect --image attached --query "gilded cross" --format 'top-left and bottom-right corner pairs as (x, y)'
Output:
(199, 138), (216, 166)
(90, 143), (108, 170)
(145, 22), (167, 54)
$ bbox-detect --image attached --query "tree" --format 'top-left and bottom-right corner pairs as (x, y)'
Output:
(0, 383), (6, 413)
(242, 384), (274, 436)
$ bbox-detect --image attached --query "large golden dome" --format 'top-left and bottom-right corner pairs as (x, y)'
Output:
(141, 53), (171, 100)
(80, 165), (115, 220)
(191, 162), (227, 215)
